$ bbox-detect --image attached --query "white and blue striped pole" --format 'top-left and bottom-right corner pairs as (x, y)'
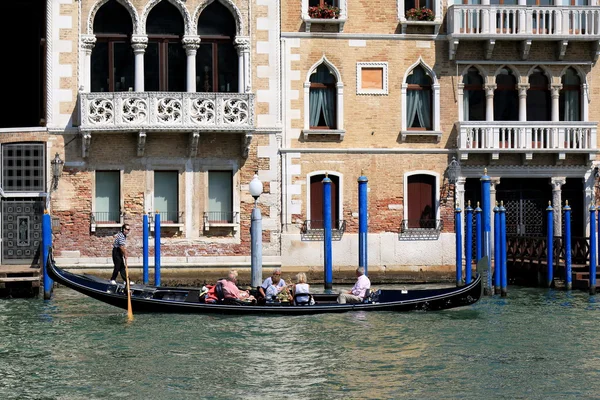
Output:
(546, 202), (554, 288)
(323, 174), (333, 290)
(564, 201), (572, 291)
(358, 173), (368, 275)
(455, 204), (463, 286)
(465, 201), (473, 284)
(481, 169), (492, 295)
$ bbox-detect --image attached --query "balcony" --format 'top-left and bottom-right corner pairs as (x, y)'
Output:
(447, 5), (600, 60)
(203, 211), (240, 232)
(300, 220), (346, 241)
(150, 211), (185, 231)
(398, 219), (443, 241)
(456, 121), (597, 161)
(90, 211), (123, 232)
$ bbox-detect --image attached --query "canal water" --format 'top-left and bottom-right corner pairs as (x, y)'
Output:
(2, 285), (600, 400)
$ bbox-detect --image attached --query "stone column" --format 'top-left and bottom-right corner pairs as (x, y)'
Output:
(551, 84), (561, 122)
(458, 83), (465, 122)
(131, 35), (148, 92)
(518, 83), (529, 122)
(235, 36), (251, 93)
(485, 84), (496, 122)
(182, 36), (200, 93)
(81, 35), (96, 92)
(551, 177), (566, 237)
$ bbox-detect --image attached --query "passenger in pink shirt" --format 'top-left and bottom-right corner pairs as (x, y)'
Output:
(337, 267), (370, 304)
(217, 270), (254, 301)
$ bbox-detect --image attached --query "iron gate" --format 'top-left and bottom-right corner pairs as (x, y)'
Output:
(2, 198), (44, 265)
(499, 190), (545, 236)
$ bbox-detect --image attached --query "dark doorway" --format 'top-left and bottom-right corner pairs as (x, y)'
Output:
(0, 0), (46, 127)
(310, 174), (339, 229)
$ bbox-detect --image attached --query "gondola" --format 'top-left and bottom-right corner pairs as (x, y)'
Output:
(48, 257), (483, 315)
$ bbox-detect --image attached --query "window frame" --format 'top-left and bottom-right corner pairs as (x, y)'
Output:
(402, 171), (440, 230)
(356, 62), (389, 96)
(92, 34), (134, 93)
(306, 171), (344, 230)
(91, 169), (124, 232)
(153, 170), (182, 228)
(401, 59), (441, 141)
(203, 167), (240, 233)
(1, 143), (45, 194)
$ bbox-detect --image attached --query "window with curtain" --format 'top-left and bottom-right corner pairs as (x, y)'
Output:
(154, 171), (179, 223)
(309, 64), (337, 129)
(494, 68), (518, 121)
(95, 171), (120, 223)
(197, 1), (238, 93)
(407, 174), (435, 229)
(560, 67), (581, 121)
(406, 66), (432, 130)
(208, 171), (233, 223)
(91, 0), (134, 92)
(145, 1), (185, 92)
(464, 67), (485, 121)
(527, 68), (551, 121)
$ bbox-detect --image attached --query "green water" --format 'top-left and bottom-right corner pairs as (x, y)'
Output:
(2, 286), (600, 399)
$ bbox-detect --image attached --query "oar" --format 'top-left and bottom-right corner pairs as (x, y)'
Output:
(124, 258), (134, 321)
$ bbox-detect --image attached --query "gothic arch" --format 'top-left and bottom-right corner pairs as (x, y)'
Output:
(87, 0), (138, 35)
(403, 57), (438, 84)
(460, 64), (488, 81)
(194, 0), (244, 37)
(559, 65), (587, 84)
(140, 0), (192, 35)
(305, 55), (342, 84)
(526, 65), (552, 82)
(493, 65), (521, 82)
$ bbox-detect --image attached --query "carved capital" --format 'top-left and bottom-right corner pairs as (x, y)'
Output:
(485, 84), (496, 97)
(131, 35), (148, 53)
(81, 35), (96, 52)
(551, 177), (567, 191)
(182, 35), (200, 54)
(551, 84), (562, 99)
(234, 36), (251, 54)
(137, 131), (147, 157)
(518, 84), (529, 97)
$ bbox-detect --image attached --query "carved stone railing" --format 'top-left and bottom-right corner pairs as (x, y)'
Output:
(79, 92), (255, 132)
(456, 121), (597, 161)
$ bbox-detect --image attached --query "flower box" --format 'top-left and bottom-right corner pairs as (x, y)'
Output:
(308, 4), (340, 19)
(405, 7), (435, 21)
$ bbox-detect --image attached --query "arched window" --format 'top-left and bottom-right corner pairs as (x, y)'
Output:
(197, 2), (238, 93)
(527, 68), (550, 121)
(406, 66), (432, 130)
(560, 67), (581, 121)
(309, 64), (337, 129)
(308, 173), (340, 230)
(463, 67), (485, 121)
(406, 174), (436, 229)
(91, 0), (134, 92)
(494, 68), (518, 121)
(145, 1), (185, 92)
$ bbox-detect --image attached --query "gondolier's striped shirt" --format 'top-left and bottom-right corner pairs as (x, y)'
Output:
(113, 231), (127, 248)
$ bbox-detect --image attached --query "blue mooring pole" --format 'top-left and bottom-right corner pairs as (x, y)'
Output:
(500, 201), (507, 297)
(323, 175), (333, 290)
(465, 201), (473, 285)
(564, 201), (572, 291)
(494, 202), (500, 294)
(358, 173), (368, 275)
(155, 212), (161, 286)
(455, 205), (462, 286)
(481, 170), (492, 295)
(475, 202), (482, 263)
(42, 212), (53, 300)
(546, 202), (554, 288)
(143, 214), (149, 285)
(589, 205), (596, 295)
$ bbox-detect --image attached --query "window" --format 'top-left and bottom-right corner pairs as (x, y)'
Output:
(560, 67), (581, 121)
(406, 66), (432, 130)
(94, 171), (120, 223)
(91, 0), (134, 92)
(405, 0), (432, 12)
(494, 68), (518, 121)
(197, 2), (238, 93)
(357, 62), (388, 95)
(207, 171), (233, 223)
(308, 173), (340, 230)
(145, 1), (185, 92)
(309, 64), (337, 129)
(406, 174), (436, 229)
(154, 171), (179, 223)
(463, 67), (485, 121)
(310, 0), (340, 7)
(527, 68), (550, 121)
(2, 143), (44, 192)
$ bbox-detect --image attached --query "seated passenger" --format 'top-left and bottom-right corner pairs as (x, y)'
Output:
(291, 272), (313, 305)
(217, 269), (255, 302)
(259, 268), (286, 298)
(337, 267), (370, 304)
(264, 272), (288, 303)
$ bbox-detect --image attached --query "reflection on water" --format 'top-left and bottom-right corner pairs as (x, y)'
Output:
(2, 287), (600, 399)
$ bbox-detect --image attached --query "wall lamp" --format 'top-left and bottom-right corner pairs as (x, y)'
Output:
(51, 152), (64, 191)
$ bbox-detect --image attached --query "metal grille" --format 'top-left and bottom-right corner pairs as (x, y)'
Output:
(2, 199), (44, 264)
(501, 191), (544, 236)
(2, 143), (45, 192)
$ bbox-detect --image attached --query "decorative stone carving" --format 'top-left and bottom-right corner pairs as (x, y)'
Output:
(131, 35), (148, 53)
(141, 0), (192, 35)
(82, 132), (91, 158)
(241, 133), (252, 159)
(88, 98), (114, 125)
(137, 131), (147, 157)
(234, 36), (250, 55)
(190, 98), (216, 124)
(195, 0), (244, 36)
(88, 0), (140, 35)
(122, 97), (148, 124)
(80, 34), (96, 53)
(189, 131), (200, 157)
(222, 98), (249, 125)
(156, 98), (182, 124)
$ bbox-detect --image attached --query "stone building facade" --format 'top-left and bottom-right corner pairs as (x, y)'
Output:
(0, 0), (598, 278)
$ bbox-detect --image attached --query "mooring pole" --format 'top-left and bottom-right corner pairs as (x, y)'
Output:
(564, 201), (572, 291)
(494, 202), (501, 294)
(500, 201), (507, 297)
(546, 202), (554, 288)
(358, 173), (368, 275)
(154, 212), (161, 286)
(42, 212), (53, 300)
(455, 204), (463, 286)
(465, 201), (473, 285)
(143, 214), (149, 285)
(481, 169), (492, 295)
(475, 202), (482, 263)
(589, 205), (596, 295)
(323, 174), (333, 290)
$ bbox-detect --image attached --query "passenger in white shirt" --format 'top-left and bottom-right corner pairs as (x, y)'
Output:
(337, 267), (370, 304)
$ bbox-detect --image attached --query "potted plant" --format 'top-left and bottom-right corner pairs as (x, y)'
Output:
(308, 4), (340, 19)
(405, 7), (435, 21)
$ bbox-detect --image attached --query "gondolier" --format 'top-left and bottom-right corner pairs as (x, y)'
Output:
(110, 224), (131, 285)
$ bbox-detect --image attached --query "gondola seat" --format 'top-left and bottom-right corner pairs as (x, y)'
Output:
(294, 292), (314, 306)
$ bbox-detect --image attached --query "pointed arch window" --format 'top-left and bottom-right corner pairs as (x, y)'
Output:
(197, 1), (238, 93)
(560, 68), (581, 121)
(527, 68), (550, 121)
(463, 67), (485, 121)
(406, 66), (432, 130)
(494, 68), (518, 121)
(145, 1), (185, 92)
(91, 0), (134, 92)
(309, 64), (337, 129)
